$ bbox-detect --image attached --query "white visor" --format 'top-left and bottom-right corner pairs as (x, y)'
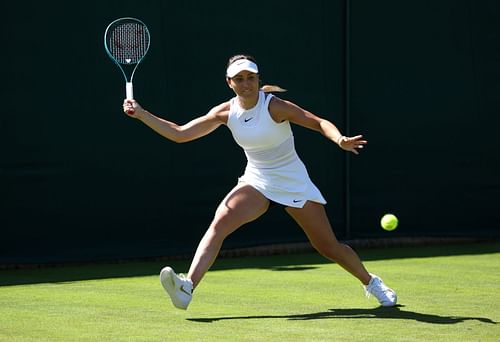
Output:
(226, 59), (259, 78)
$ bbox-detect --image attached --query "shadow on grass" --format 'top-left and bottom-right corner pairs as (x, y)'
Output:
(268, 266), (318, 271)
(1, 242), (499, 286)
(187, 305), (497, 325)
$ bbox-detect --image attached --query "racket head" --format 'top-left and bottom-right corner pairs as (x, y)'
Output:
(104, 17), (151, 67)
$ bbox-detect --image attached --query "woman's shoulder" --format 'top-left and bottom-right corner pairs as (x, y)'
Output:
(214, 99), (231, 110)
(211, 100), (231, 114)
(268, 96), (296, 122)
(208, 100), (231, 124)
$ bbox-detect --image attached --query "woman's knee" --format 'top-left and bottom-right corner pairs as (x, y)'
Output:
(313, 240), (345, 261)
(207, 209), (242, 240)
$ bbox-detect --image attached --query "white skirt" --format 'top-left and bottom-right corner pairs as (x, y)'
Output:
(238, 157), (327, 208)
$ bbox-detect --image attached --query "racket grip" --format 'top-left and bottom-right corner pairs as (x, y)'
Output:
(126, 82), (134, 100)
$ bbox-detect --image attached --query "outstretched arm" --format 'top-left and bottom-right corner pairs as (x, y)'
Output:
(123, 99), (227, 143)
(269, 97), (367, 155)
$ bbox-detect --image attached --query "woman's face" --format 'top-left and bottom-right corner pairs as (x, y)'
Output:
(227, 71), (259, 97)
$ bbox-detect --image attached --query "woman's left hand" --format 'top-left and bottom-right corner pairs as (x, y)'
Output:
(338, 135), (368, 155)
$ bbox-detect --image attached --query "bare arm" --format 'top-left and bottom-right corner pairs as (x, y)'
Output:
(123, 99), (228, 143)
(269, 97), (367, 154)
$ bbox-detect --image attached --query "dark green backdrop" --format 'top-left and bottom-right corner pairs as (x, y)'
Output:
(1, 0), (499, 264)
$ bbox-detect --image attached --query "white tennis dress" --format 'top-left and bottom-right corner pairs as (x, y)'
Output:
(226, 91), (326, 208)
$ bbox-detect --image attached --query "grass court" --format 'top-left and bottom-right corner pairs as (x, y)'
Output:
(1, 242), (499, 341)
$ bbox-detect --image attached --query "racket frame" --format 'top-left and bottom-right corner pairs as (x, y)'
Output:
(104, 17), (150, 100)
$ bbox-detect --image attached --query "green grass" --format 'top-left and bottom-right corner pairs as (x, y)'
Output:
(1, 243), (499, 341)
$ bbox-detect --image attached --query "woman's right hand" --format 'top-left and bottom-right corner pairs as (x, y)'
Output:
(123, 99), (144, 118)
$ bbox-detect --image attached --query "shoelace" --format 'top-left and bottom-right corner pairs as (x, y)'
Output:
(365, 278), (390, 299)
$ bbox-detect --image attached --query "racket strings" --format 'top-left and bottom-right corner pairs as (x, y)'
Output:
(108, 22), (150, 64)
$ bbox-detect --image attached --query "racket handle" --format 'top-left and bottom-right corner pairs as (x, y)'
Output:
(126, 82), (134, 100)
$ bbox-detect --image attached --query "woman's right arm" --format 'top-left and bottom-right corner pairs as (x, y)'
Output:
(123, 99), (227, 143)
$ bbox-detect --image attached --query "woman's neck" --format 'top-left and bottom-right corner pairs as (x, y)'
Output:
(237, 92), (259, 110)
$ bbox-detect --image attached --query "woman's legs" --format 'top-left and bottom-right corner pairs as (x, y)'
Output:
(285, 201), (372, 285)
(187, 183), (270, 288)
(162, 194), (395, 309)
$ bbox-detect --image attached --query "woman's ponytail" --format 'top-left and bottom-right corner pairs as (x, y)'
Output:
(260, 85), (287, 93)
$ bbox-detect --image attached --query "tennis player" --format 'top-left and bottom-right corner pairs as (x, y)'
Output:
(122, 54), (397, 310)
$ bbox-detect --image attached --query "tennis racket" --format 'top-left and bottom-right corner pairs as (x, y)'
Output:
(104, 17), (151, 101)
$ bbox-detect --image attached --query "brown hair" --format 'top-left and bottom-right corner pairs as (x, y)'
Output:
(226, 54), (287, 93)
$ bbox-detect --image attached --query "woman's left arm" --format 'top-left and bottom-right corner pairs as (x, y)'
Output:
(269, 97), (367, 155)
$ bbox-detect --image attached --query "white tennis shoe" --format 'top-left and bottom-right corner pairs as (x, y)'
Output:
(364, 274), (397, 307)
(160, 267), (193, 310)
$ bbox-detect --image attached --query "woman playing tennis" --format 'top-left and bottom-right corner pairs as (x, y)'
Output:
(122, 54), (397, 310)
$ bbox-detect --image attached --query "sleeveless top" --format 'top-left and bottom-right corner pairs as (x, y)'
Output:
(226, 91), (326, 208)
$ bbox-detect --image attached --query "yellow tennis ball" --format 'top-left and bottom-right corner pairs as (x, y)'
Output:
(381, 214), (398, 231)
